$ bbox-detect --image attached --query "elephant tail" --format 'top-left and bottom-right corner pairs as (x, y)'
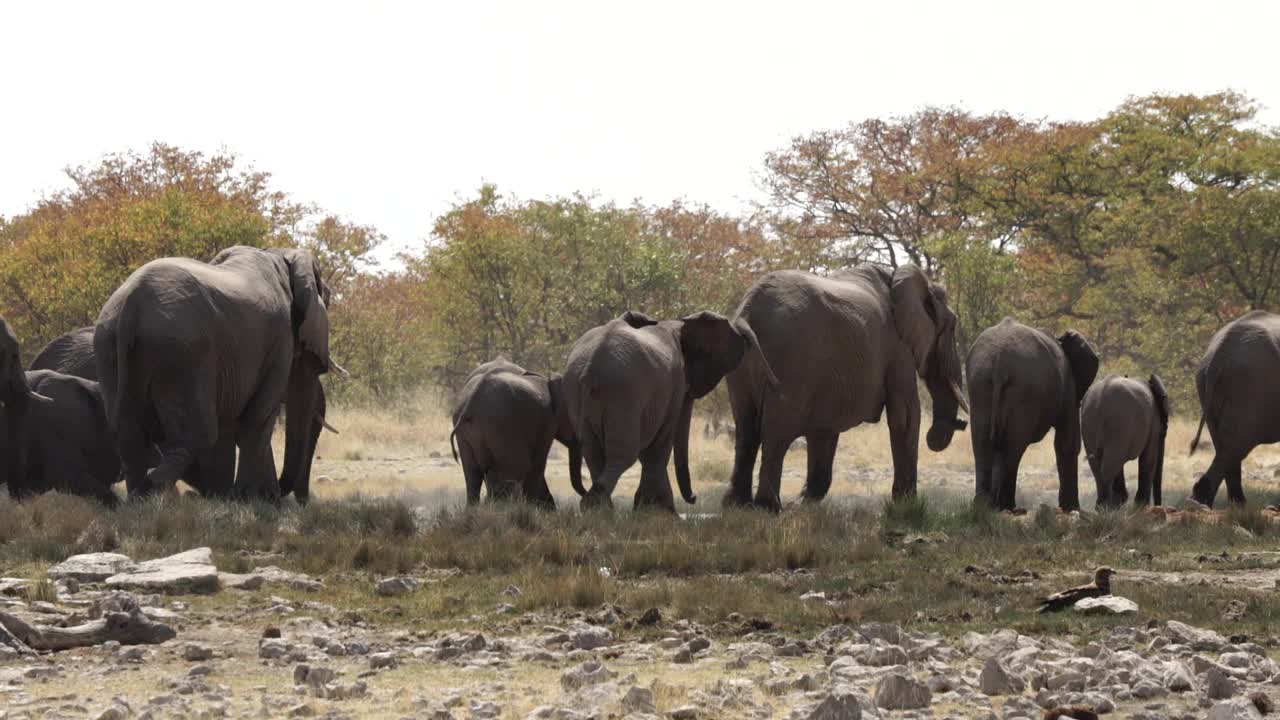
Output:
(1189, 415), (1206, 455)
(104, 301), (138, 433)
(449, 425), (461, 464)
(989, 372), (1005, 446)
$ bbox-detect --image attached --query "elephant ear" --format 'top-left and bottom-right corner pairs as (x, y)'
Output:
(889, 264), (939, 377)
(679, 311), (747, 399)
(1148, 373), (1171, 435)
(1058, 330), (1099, 404)
(620, 310), (659, 329)
(278, 249), (333, 373)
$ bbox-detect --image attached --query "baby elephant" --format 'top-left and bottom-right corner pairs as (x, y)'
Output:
(450, 359), (576, 509)
(1081, 374), (1169, 508)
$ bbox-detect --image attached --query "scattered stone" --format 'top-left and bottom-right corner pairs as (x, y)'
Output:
(369, 652), (397, 670)
(569, 625), (613, 650)
(1074, 595), (1138, 615)
(875, 673), (932, 709)
(263, 626), (282, 639)
(105, 548), (220, 595)
(622, 686), (656, 714)
(806, 690), (864, 719)
(1207, 697), (1265, 720)
(979, 657), (1025, 696)
(48, 552), (137, 582)
(1250, 691), (1275, 714)
(374, 576), (421, 597)
(638, 608), (662, 626)
(218, 572), (264, 590)
(560, 661), (616, 691)
(182, 643), (213, 662)
(669, 707), (700, 720)
(1208, 666), (1238, 700)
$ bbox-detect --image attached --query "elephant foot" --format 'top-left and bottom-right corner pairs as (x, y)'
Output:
(721, 490), (754, 509)
(580, 491), (614, 512)
(752, 495), (783, 514)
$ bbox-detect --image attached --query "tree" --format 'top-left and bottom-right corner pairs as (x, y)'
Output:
(0, 143), (304, 355)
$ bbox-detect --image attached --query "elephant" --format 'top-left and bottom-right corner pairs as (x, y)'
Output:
(31, 326), (97, 379)
(449, 358), (578, 509)
(0, 318), (118, 506)
(6, 370), (122, 506)
(1189, 310), (1280, 507)
(966, 318), (1099, 511)
(1081, 374), (1169, 508)
(94, 246), (339, 501)
(717, 264), (967, 511)
(562, 310), (778, 513)
(34, 325), (331, 502)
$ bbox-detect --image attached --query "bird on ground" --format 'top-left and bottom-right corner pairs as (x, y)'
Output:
(1036, 567), (1114, 613)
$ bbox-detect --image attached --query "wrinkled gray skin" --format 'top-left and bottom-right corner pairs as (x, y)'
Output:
(31, 326), (97, 379)
(6, 370), (122, 507)
(34, 325), (329, 502)
(1189, 310), (1280, 507)
(966, 318), (1099, 511)
(0, 318), (54, 495)
(720, 264), (967, 511)
(1081, 374), (1169, 508)
(449, 358), (577, 509)
(94, 246), (335, 501)
(563, 310), (778, 513)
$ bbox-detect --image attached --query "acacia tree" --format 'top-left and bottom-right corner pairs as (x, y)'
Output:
(0, 143), (305, 354)
(761, 107), (1028, 271)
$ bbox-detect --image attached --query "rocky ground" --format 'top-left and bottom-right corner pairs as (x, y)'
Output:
(2, 546), (1280, 720)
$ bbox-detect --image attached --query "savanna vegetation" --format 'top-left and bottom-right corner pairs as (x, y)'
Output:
(2, 91), (1276, 411)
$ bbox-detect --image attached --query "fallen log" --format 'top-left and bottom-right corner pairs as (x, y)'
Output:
(0, 608), (175, 652)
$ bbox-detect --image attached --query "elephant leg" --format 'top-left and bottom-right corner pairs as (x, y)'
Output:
(1053, 415), (1083, 512)
(634, 436), (677, 514)
(1111, 467), (1129, 506)
(992, 445), (1028, 511)
(234, 414), (281, 502)
(1137, 441), (1158, 506)
(971, 417), (996, 507)
(724, 381), (759, 508)
(801, 431), (839, 503)
(1192, 453), (1228, 508)
(191, 432), (236, 499)
(885, 364), (921, 499)
(459, 442), (484, 506)
(116, 417), (154, 499)
(521, 433), (557, 510)
(753, 434), (790, 513)
(147, 368), (217, 494)
(1224, 458), (1247, 505)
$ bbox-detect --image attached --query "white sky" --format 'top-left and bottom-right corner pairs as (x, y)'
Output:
(2, 1), (1277, 264)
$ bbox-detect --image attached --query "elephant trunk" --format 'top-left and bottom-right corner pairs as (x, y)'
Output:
(673, 397), (698, 505)
(280, 360), (324, 503)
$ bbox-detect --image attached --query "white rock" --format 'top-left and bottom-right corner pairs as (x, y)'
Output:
(1207, 697), (1264, 720)
(217, 573), (264, 590)
(621, 686), (656, 713)
(374, 576), (420, 597)
(48, 553), (137, 582)
(874, 673), (931, 709)
(569, 625), (613, 650)
(806, 690), (863, 719)
(1074, 595), (1138, 615)
(1207, 666), (1238, 700)
(559, 661), (615, 691)
(1166, 620), (1227, 651)
(979, 658), (1025, 696)
(105, 548), (219, 595)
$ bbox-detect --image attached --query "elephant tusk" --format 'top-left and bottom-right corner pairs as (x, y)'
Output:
(951, 381), (969, 414)
(329, 360), (350, 379)
(319, 416), (340, 434)
(27, 390), (54, 405)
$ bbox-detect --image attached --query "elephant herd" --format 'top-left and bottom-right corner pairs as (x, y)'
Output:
(455, 268), (1280, 514)
(1, 246), (338, 506)
(2, 249), (1276, 515)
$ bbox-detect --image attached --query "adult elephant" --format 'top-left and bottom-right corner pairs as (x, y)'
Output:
(34, 325), (332, 501)
(31, 326), (97, 379)
(1081, 374), (1169, 508)
(966, 318), (1098, 511)
(563, 310), (778, 513)
(718, 264), (967, 511)
(449, 358), (578, 509)
(1, 318), (54, 493)
(8, 370), (122, 507)
(1189, 310), (1280, 507)
(95, 246), (339, 501)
